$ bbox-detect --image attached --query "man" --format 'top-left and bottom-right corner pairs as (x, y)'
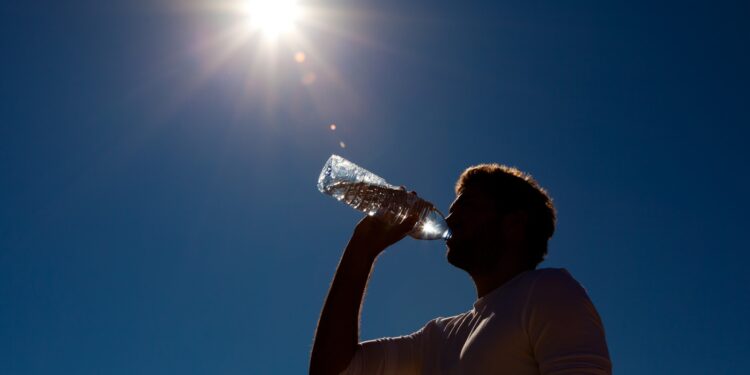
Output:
(310, 164), (612, 375)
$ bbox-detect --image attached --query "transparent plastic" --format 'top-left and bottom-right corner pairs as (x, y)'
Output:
(317, 154), (451, 240)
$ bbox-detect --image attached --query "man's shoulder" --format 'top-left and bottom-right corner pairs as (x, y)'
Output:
(531, 267), (573, 278)
(529, 267), (580, 288)
(497, 268), (578, 294)
(527, 267), (593, 303)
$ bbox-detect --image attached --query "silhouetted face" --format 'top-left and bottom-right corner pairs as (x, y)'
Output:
(445, 186), (504, 274)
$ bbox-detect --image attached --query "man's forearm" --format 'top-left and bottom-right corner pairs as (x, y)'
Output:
(310, 240), (379, 375)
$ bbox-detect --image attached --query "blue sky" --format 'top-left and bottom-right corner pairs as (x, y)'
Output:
(1, 0), (748, 373)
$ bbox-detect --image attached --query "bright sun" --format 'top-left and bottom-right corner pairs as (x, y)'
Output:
(246, 0), (302, 38)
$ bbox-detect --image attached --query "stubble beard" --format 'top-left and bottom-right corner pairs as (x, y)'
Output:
(447, 241), (502, 275)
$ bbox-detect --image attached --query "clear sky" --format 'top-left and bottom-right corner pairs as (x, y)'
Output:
(1, 0), (748, 373)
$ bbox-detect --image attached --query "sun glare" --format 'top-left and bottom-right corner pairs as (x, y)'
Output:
(421, 220), (440, 235)
(183, 0), (364, 118)
(246, 0), (301, 38)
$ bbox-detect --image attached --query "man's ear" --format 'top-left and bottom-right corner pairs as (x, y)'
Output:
(500, 210), (528, 240)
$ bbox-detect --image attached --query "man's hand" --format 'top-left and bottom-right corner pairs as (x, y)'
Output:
(349, 188), (422, 259)
(350, 214), (420, 259)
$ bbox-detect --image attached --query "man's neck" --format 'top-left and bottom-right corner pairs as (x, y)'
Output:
(471, 260), (534, 299)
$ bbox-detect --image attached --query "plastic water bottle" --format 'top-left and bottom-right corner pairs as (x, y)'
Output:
(317, 155), (451, 240)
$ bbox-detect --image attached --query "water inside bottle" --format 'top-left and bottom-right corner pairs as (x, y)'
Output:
(323, 181), (450, 240)
(416, 209), (451, 240)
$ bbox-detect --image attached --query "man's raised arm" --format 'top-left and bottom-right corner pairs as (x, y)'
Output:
(309, 215), (418, 375)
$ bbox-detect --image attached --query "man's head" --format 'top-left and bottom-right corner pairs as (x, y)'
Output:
(445, 164), (556, 274)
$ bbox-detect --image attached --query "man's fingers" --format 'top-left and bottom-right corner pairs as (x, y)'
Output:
(398, 185), (419, 196)
(397, 215), (420, 233)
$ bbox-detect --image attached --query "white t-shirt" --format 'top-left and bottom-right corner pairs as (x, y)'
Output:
(341, 268), (611, 375)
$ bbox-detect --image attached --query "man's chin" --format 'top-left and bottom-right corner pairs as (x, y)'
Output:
(446, 246), (468, 270)
(446, 241), (490, 273)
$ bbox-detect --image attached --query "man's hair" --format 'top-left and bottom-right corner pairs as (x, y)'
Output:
(455, 164), (556, 268)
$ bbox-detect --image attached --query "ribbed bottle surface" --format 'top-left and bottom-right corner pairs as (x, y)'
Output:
(318, 155), (450, 240)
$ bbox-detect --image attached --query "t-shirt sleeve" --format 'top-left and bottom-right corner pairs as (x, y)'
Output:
(525, 269), (612, 375)
(338, 320), (436, 375)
